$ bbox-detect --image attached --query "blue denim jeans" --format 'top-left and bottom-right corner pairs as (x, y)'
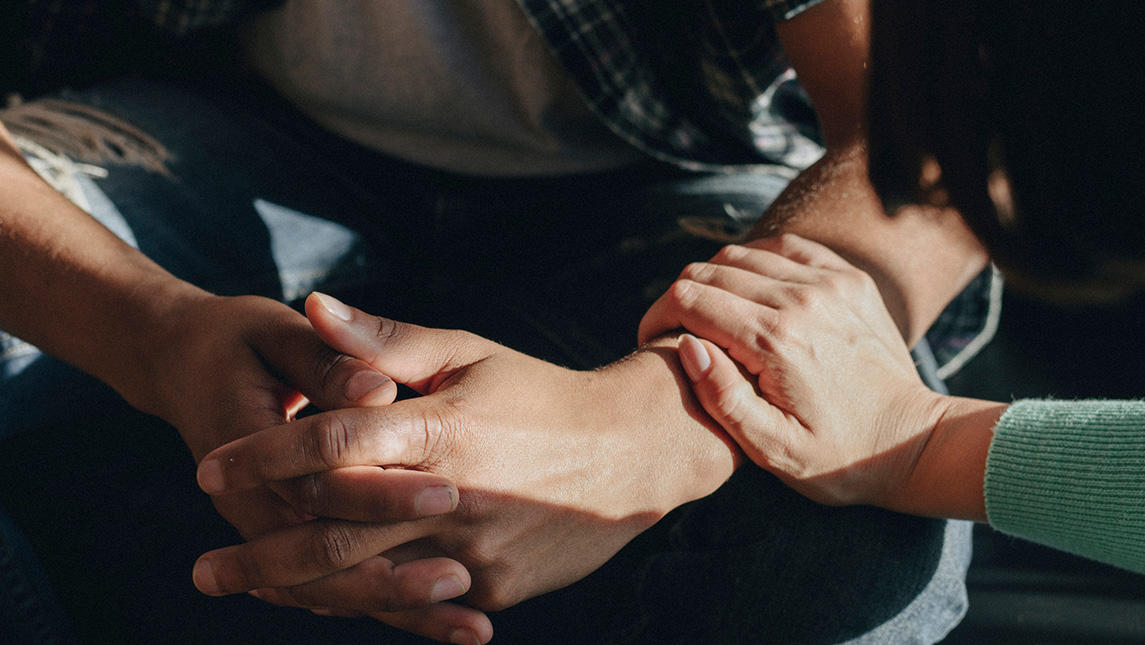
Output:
(0, 77), (970, 644)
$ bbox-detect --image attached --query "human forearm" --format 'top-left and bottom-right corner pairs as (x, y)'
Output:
(749, 142), (988, 346)
(596, 334), (743, 506)
(0, 126), (208, 408)
(766, 0), (989, 345)
(903, 398), (1145, 573)
(887, 396), (1007, 522)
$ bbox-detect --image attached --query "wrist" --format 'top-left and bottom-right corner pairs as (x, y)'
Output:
(888, 394), (1007, 521)
(105, 279), (215, 417)
(592, 335), (740, 517)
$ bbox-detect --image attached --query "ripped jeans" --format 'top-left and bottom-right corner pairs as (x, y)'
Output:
(0, 77), (973, 644)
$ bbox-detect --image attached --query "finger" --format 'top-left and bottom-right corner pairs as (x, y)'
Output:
(248, 589), (365, 618)
(380, 538), (446, 565)
(306, 292), (495, 394)
(639, 279), (759, 351)
(677, 262), (803, 306)
(704, 243), (824, 283)
(745, 233), (857, 272)
(271, 466), (458, 522)
(192, 516), (434, 595)
(198, 402), (437, 495)
(207, 362), (325, 539)
(309, 607), (362, 618)
(638, 246), (814, 346)
(640, 282), (782, 374)
(211, 487), (312, 541)
(251, 555), (471, 613)
(677, 335), (794, 471)
(372, 603), (494, 645)
(252, 309), (398, 410)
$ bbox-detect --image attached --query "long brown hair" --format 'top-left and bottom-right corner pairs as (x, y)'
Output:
(869, 0), (1145, 302)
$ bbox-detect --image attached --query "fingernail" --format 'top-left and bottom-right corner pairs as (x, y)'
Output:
(449, 629), (481, 645)
(314, 292), (353, 321)
(193, 558), (222, 595)
(431, 574), (466, 603)
(344, 370), (392, 402)
(678, 334), (711, 379)
(197, 459), (226, 495)
(416, 485), (456, 517)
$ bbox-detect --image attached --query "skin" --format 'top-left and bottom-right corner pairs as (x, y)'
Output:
(640, 234), (1008, 522)
(0, 123), (487, 642)
(760, 0), (988, 347)
(195, 292), (738, 612)
(188, 0), (989, 634)
(0, 0), (988, 642)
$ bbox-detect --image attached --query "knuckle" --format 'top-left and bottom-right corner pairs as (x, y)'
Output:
(770, 432), (804, 479)
(784, 284), (820, 308)
(309, 522), (358, 571)
(401, 403), (451, 467)
(455, 530), (499, 572)
(711, 380), (750, 430)
(773, 232), (801, 250)
(311, 349), (352, 399)
(368, 565), (405, 613)
(818, 273), (846, 295)
(758, 310), (791, 345)
(665, 279), (700, 310)
(713, 243), (748, 263)
(452, 487), (486, 526)
(372, 315), (401, 346)
(468, 580), (516, 613)
(305, 414), (358, 469)
(678, 261), (711, 282)
(851, 268), (879, 291)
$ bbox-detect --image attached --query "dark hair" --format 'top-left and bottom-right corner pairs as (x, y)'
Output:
(869, 0), (1145, 301)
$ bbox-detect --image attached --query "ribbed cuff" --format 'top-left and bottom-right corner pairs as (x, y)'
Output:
(985, 399), (1145, 573)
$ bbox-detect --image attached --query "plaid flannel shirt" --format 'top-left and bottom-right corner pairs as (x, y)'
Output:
(8, 0), (997, 371)
(13, 0), (826, 170)
(516, 0), (828, 171)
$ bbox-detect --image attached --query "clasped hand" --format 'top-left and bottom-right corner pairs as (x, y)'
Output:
(188, 293), (736, 643)
(127, 292), (491, 642)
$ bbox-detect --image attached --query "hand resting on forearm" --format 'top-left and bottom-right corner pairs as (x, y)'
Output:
(639, 234), (1007, 521)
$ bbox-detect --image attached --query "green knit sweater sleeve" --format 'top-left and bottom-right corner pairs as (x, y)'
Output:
(985, 399), (1145, 573)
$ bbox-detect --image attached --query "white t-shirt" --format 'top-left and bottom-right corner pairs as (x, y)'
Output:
(245, 0), (645, 176)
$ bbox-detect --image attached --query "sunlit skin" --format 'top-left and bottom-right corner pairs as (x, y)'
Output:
(0, 0), (990, 642)
(640, 234), (1008, 522)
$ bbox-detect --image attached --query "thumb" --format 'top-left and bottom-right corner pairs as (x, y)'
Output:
(306, 292), (496, 394)
(677, 334), (788, 469)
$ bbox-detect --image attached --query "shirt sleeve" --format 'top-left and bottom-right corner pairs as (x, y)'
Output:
(985, 399), (1145, 573)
